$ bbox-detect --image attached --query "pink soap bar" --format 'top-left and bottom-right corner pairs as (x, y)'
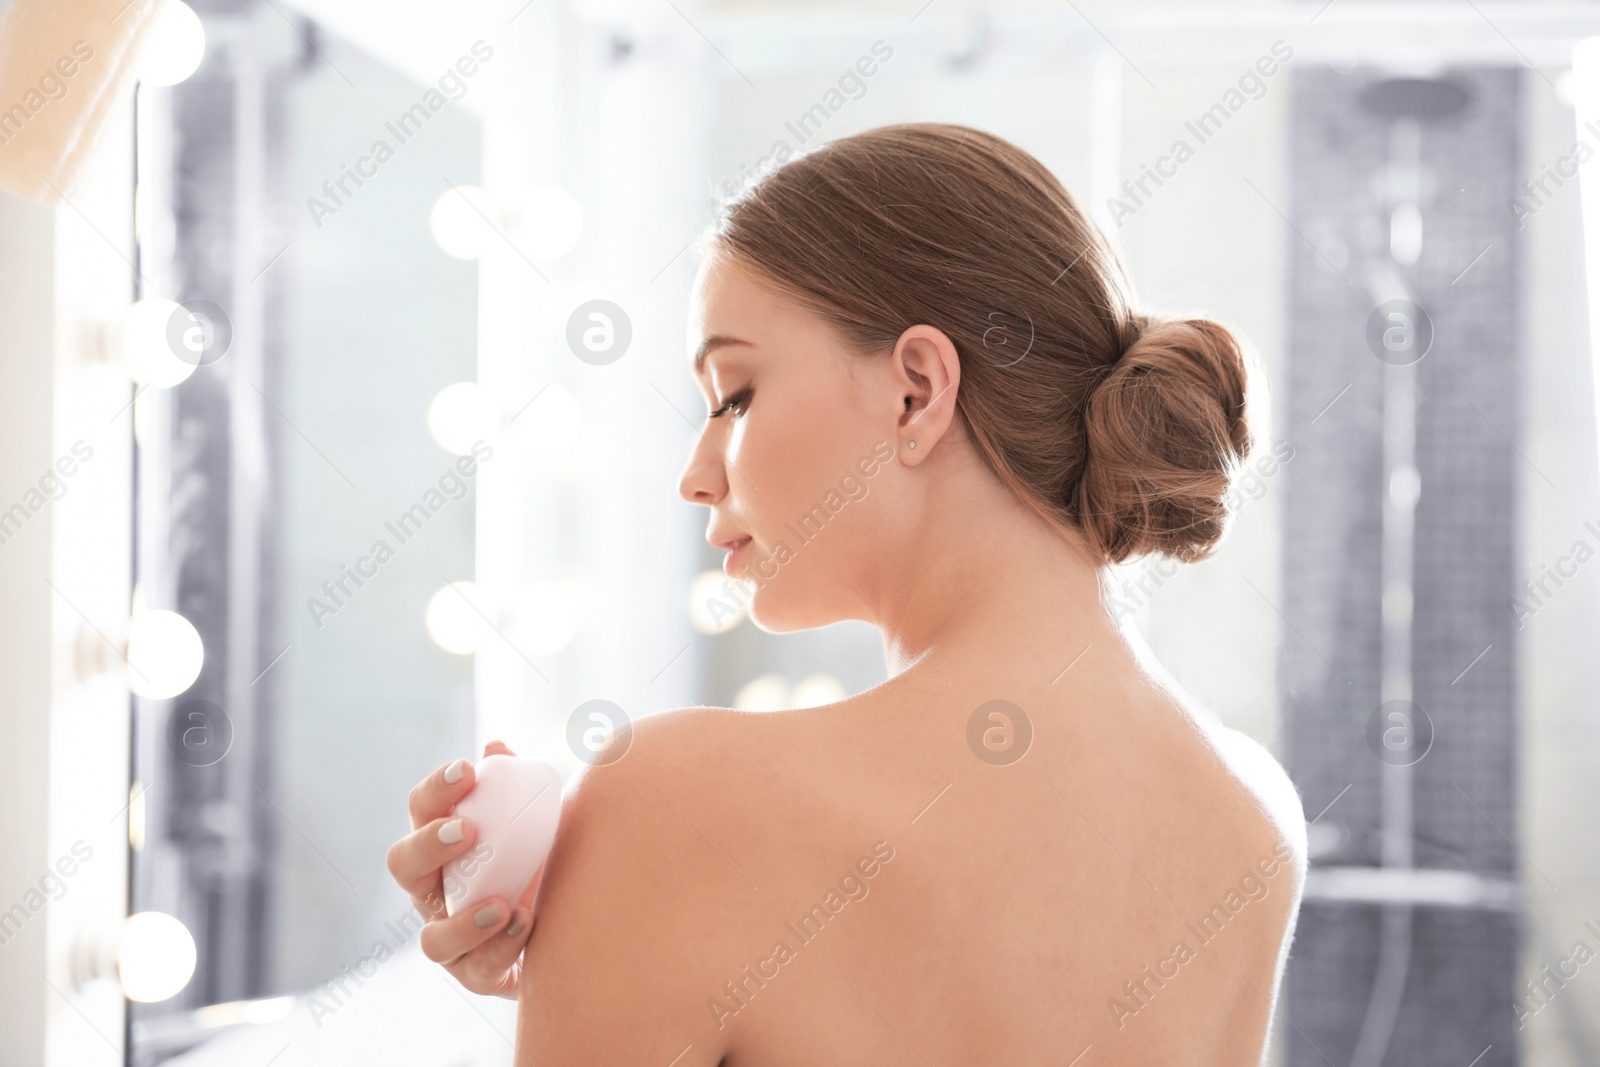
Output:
(443, 755), (563, 917)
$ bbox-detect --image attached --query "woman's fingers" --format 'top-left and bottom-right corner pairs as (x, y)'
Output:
(386, 815), (480, 903)
(418, 897), (513, 965)
(402, 743), (540, 998)
(407, 757), (476, 831)
(447, 905), (536, 998)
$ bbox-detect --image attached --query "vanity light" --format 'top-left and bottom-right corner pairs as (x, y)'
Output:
(118, 911), (198, 1002)
(426, 581), (488, 655)
(124, 299), (195, 388)
(429, 185), (497, 260)
(734, 673), (787, 712)
(790, 674), (846, 709)
(689, 569), (747, 635)
(138, 0), (205, 88)
(72, 911), (198, 1003)
(428, 381), (494, 456)
(125, 608), (203, 699)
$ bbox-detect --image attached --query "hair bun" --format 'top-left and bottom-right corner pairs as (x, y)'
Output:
(1071, 314), (1253, 564)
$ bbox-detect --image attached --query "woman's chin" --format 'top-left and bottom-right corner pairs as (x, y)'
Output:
(744, 590), (836, 635)
(744, 598), (798, 634)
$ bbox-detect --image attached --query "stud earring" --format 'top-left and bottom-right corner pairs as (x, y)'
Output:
(908, 440), (917, 450)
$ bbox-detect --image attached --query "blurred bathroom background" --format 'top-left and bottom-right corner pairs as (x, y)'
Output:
(2, 0), (1600, 1064)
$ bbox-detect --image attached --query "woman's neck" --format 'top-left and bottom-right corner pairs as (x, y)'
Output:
(865, 470), (1134, 686)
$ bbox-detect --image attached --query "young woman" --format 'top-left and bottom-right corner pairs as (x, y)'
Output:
(387, 123), (1306, 1065)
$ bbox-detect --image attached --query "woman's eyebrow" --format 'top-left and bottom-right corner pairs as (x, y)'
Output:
(693, 334), (756, 374)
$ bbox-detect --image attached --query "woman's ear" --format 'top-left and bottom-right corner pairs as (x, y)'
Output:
(891, 325), (961, 466)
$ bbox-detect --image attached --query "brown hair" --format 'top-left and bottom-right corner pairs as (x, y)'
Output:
(706, 122), (1256, 565)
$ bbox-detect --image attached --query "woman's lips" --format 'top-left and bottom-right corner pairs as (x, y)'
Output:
(721, 536), (752, 575)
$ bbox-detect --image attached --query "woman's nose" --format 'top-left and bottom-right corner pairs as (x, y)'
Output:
(677, 431), (727, 506)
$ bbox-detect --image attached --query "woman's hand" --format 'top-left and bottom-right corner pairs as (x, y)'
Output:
(386, 740), (545, 998)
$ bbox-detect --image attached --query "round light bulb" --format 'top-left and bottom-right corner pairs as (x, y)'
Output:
(427, 382), (494, 456)
(514, 582), (578, 655)
(426, 582), (489, 655)
(516, 186), (583, 260)
(118, 912), (197, 1003)
(126, 609), (203, 699)
(124, 299), (195, 388)
(734, 674), (788, 712)
(790, 674), (846, 709)
(138, 1), (205, 87)
(689, 569), (746, 635)
(429, 185), (497, 260)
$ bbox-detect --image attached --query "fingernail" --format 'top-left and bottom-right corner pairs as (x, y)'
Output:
(505, 913), (526, 938)
(438, 818), (465, 845)
(475, 902), (503, 928)
(444, 759), (468, 784)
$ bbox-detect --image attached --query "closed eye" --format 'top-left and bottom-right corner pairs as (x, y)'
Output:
(709, 388), (752, 419)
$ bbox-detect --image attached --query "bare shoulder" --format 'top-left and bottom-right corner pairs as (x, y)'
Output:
(536, 704), (771, 910)
(514, 706), (784, 1066)
(559, 702), (788, 819)
(1198, 719), (1309, 881)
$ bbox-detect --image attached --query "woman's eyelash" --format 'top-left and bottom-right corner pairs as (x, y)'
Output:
(709, 388), (752, 419)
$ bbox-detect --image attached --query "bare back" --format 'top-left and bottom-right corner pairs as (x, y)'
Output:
(587, 657), (1307, 1067)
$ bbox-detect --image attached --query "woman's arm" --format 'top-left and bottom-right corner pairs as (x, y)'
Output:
(514, 710), (738, 1067)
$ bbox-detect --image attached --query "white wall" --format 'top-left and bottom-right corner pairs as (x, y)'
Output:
(0, 170), (58, 1067)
